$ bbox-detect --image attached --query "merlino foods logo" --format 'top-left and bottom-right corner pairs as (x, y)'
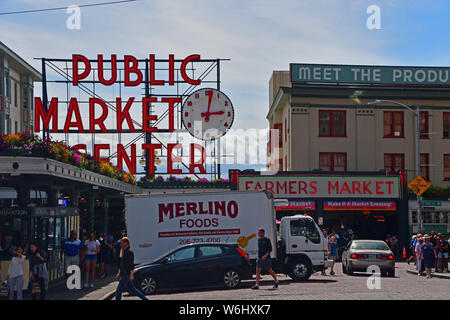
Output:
(158, 200), (239, 228)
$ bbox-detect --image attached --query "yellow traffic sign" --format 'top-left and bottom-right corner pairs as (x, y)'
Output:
(408, 175), (430, 197)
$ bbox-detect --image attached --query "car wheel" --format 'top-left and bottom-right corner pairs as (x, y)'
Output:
(387, 270), (395, 278)
(346, 261), (353, 275)
(288, 258), (312, 281)
(223, 270), (241, 288)
(342, 262), (347, 274)
(138, 274), (158, 295)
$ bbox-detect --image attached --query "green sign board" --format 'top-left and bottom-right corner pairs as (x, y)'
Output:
(290, 63), (450, 86)
(421, 200), (442, 206)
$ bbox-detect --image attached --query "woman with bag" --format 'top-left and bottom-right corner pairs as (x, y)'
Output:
(5, 245), (26, 300)
(29, 243), (48, 300)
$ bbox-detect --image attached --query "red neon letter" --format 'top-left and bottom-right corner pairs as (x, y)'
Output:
(97, 54), (117, 86)
(34, 97), (58, 133)
(63, 98), (84, 133)
(124, 55), (143, 86)
(72, 54), (91, 86)
(189, 143), (206, 174)
(94, 144), (110, 162)
(72, 144), (86, 152)
(142, 97), (158, 132)
(149, 54), (165, 86)
(142, 143), (162, 175)
(116, 97), (136, 133)
(89, 98), (108, 133)
(168, 54), (175, 85)
(161, 97), (181, 132)
(167, 143), (182, 174)
(117, 144), (136, 174)
(180, 54), (201, 85)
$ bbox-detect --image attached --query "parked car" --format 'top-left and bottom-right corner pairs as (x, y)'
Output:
(341, 240), (395, 277)
(133, 243), (253, 294)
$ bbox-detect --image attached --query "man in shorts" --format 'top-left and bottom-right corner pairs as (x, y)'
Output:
(60, 230), (83, 276)
(251, 228), (279, 290)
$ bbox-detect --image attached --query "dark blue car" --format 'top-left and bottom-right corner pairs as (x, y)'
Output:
(133, 243), (253, 294)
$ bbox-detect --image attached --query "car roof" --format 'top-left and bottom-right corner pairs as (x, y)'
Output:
(351, 240), (387, 243)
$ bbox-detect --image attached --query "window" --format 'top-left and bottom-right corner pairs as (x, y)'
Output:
(290, 218), (320, 244)
(319, 152), (347, 171)
(444, 154), (450, 180)
(383, 111), (404, 138)
(420, 154), (430, 181)
(384, 153), (404, 172)
(14, 121), (17, 134)
(168, 246), (196, 262)
(420, 111), (429, 139)
(319, 110), (346, 137)
(278, 158), (283, 171)
(22, 86), (28, 109)
(198, 245), (223, 257)
(273, 123), (282, 147)
(284, 118), (287, 142)
(14, 82), (17, 107)
(443, 112), (450, 138)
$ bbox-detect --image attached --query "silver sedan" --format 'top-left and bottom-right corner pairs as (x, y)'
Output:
(342, 240), (395, 277)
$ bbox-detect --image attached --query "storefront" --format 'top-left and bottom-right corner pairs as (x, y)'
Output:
(409, 200), (450, 236)
(0, 206), (79, 283)
(232, 171), (409, 246)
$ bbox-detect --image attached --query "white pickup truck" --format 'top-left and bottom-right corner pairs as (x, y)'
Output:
(125, 190), (332, 281)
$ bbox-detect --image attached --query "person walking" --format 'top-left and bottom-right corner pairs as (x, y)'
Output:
(29, 242), (48, 300)
(407, 235), (417, 265)
(322, 228), (331, 276)
(5, 245), (26, 300)
(84, 231), (100, 288)
(438, 234), (448, 273)
(115, 237), (148, 300)
(61, 230), (83, 276)
(422, 237), (437, 279)
(329, 236), (339, 275)
(251, 228), (279, 290)
(415, 237), (424, 276)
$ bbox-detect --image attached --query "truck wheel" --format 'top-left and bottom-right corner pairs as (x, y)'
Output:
(288, 259), (312, 281)
(138, 274), (158, 295)
(223, 270), (241, 288)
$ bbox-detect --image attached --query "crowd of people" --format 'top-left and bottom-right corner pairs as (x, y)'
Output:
(407, 231), (449, 278)
(0, 230), (125, 300)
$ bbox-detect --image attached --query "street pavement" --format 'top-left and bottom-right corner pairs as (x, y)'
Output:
(114, 262), (450, 300)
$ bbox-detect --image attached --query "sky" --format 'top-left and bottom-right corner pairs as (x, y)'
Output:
(2, 0), (450, 177)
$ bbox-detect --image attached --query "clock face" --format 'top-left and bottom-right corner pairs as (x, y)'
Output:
(181, 88), (234, 140)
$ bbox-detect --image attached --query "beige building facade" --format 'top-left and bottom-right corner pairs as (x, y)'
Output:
(267, 69), (450, 187)
(0, 41), (41, 135)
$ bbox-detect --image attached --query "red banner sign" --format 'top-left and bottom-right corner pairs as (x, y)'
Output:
(323, 200), (397, 211)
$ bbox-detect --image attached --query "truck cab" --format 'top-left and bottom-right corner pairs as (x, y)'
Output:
(276, 215), (332, 281)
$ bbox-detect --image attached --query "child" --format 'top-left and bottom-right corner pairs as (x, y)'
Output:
(6, 246), (26, 300)
(329, 236), (339, 275)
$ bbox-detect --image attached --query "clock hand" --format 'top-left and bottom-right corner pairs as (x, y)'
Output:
(204, 90), (213, 122)
(201, 111), (224, 117)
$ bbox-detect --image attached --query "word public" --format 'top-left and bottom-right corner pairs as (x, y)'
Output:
(34, 54), (206, 175)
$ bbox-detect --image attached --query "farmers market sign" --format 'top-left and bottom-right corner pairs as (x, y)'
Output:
(290, 63), (450, 86)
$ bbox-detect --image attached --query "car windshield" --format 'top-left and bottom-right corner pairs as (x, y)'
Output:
(351, 241), (389, 250)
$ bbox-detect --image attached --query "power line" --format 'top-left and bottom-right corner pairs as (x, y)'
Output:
(0, 0), (139, 16)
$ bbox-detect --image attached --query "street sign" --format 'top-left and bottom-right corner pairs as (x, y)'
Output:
(421, 200), (441, 206)
(408, 175), (430, 197)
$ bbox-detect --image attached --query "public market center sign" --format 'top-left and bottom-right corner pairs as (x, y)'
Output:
(290, 63), (450, 86)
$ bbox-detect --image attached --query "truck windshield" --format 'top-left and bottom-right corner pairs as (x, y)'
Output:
(290, 218), (321, 244)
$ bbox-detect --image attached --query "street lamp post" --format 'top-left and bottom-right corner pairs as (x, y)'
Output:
(368, 99), (422, 234)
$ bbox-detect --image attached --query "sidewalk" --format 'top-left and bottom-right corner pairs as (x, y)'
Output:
(0, 273), (118, 300)
(406, 268), (450, 279)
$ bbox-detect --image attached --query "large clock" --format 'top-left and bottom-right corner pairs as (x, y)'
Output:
(181, 88), (234, 140)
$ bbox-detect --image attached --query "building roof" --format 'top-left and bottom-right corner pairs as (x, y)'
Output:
(267, 83), (450, 120)
(0, 41), (41, 81)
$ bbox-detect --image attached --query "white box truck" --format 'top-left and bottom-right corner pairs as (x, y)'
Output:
(125, 190), (331, 281)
